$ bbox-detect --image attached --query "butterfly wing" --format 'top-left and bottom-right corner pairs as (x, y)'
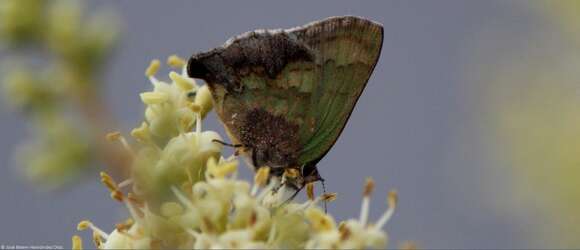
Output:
(289, 16), (384, 165)
(188, 16), (383, 167)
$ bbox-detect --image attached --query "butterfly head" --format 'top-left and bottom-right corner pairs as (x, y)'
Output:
(187, 54), (211, 80)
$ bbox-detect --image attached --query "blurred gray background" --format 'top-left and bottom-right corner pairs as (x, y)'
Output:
(0, 1), (552, 249)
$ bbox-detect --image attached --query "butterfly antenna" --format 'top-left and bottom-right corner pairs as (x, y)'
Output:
(212, 139), (243, 148)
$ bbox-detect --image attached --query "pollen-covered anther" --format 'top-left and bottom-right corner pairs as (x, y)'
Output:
(167, 54), (187, 68)
(322, 192), (337, 202)
(99, 171), (118, 192)
(115, 218), (135, 233)
(363, 177), (375, 197)
(284, 168), (300, 178)
(169, 71), (194, 91)
(77, 220), (109, 240)
(218, 161), (238, 178)
(145, 59), (161, 77)
(72, 235), (83, 250)
(111, 190), (124, 202)
(306, 183), (315, 201)
(254, 167), (270, 187)
(388, 190), (398, 209)
(360, 178), (375, 225)
(206, 157), (238, 179)
(92, 231), (103, 249)
(140, 91), (169, 105)
(77, 220), (92, 231)
(251, 166), (271, 196)
(375, 189), (398, 229)
(124, 218), (135, 227)
(115, 223), (130, 232)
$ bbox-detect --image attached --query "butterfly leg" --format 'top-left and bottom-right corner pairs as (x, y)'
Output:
(302, 162), (324, 184)
(302, 162), (328, 212)
(282, 185), (305, 206)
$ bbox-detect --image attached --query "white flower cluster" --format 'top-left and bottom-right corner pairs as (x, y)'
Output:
(73, 56), (397, 249)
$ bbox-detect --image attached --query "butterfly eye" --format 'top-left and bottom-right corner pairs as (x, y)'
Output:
(187, 57), (209, 79)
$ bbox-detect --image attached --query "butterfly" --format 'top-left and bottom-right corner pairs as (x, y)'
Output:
(187, 16), (383, 190)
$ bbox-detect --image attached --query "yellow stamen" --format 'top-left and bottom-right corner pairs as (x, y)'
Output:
(115, 222), (130, 232)
(77, 220), (91, 231)
(306, 183), (315, 201)
(254, 167), (270, 187)
(322, 192), (337, 202)
(145, 59), (161, 77)
(124, 218), (135, 227)
(206, 157), (239, 179)
(76, 220), (109, 239)
(363, 177), (375, 197)
(111, 190), (124, 202)
(100, 171), (118, 192)
(388, 190), (398, 209)
(72, 235), (83, 250)
(92, 231), (103, 249)
(218, 162), (238, 178)
(169, 71), (194, 91)
(284, 168), (300, 178)
(375, 189), (398, 229)
(360, 178), (374, 225)
(167, 54), (186, 68)
(140, 91), (169, 105)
